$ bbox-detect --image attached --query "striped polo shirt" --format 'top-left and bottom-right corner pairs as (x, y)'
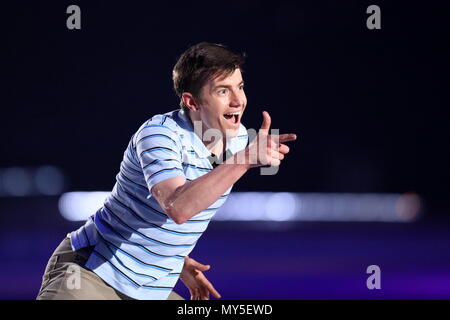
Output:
(69, 108), (249, 300)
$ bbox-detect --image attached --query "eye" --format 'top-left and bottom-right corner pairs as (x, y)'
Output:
(239, 85), (244, 90)
(217, 88), (228, 95)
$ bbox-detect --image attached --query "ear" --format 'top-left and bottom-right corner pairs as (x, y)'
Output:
(182, 92), (200, 112)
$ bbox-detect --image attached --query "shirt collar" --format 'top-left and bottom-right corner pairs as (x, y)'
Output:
(176, 108), (248, 159)
(176, 108), (211, 158)
(227, 124), (248, 156)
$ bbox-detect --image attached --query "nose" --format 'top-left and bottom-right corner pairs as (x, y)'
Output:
(230, 88), (243, 108)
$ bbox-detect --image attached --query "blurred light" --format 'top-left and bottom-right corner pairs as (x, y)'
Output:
(215, 192), (421, 222)
(58, 191), (109, 221)
(213, 192), (268, 221)
(1, 167), (32, 196)
(0, 165), (66, 197)
(265, 192), (297, 221)
(34, 166), (65, 195)
(59, 191), (422, 222)
(395, 192), (422, 221)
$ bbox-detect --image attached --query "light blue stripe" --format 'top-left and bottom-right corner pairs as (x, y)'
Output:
(91, 252), (172, 290)
(109, 195), (202, 237)
(143, 124), (171, 130)
(119, 172), (147, 191)
(141, 147), (179, 156)
(100, 243), (158, 281)
(144, 158), (180, 169)
(182, 163), (211, 172)
(138, 134), (176, 145)
(110, 243), (173, 272)
(148, 167), (184, 179)
(103, 206), (195, 250)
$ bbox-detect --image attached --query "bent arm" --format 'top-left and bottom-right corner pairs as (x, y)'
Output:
(152, 151), (249, 224)
(150, 111), (297, 225)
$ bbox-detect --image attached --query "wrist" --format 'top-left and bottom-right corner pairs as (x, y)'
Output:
(229, 149), (252, 170)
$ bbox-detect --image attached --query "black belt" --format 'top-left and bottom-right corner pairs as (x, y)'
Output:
(74, 245), (95, 266)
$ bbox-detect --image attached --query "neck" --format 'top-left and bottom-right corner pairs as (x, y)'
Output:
(186, 109), (226, 155)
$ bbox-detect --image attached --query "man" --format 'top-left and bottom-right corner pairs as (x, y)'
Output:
(36, 42), (297, 300)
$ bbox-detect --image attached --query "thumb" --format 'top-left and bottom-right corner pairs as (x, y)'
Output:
(260, 111), (271, 131)
(191, 260), (211, 271)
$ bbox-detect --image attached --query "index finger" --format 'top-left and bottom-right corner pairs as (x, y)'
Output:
(278, 133), (297, 143)
(207, 283), (221, 299)
(198, 274), (221, 299)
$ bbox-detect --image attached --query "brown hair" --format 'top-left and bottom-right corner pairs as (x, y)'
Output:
(172, 42), (245, 109)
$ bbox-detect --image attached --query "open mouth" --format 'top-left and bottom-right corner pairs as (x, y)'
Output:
(223, 112), (240, 125)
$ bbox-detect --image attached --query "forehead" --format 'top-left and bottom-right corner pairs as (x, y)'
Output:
(208, 68), (243, 87)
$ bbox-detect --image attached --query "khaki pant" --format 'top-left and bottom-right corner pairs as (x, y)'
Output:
(36, 236), (184, 300)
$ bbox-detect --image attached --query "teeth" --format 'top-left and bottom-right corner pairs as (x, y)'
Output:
(224, 112), (240, 116)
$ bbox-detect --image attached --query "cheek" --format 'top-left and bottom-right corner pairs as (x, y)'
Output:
(202, 109), (222, 128)
(241, 92), (247, 105)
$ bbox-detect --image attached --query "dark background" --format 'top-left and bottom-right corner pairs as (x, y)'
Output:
(1, 1), (449, 299)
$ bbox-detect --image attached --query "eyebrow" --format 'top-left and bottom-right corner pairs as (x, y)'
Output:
(212, 81), (244, 90)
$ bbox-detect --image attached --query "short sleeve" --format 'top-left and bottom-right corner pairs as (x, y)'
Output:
(134, 122), (185, 194)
